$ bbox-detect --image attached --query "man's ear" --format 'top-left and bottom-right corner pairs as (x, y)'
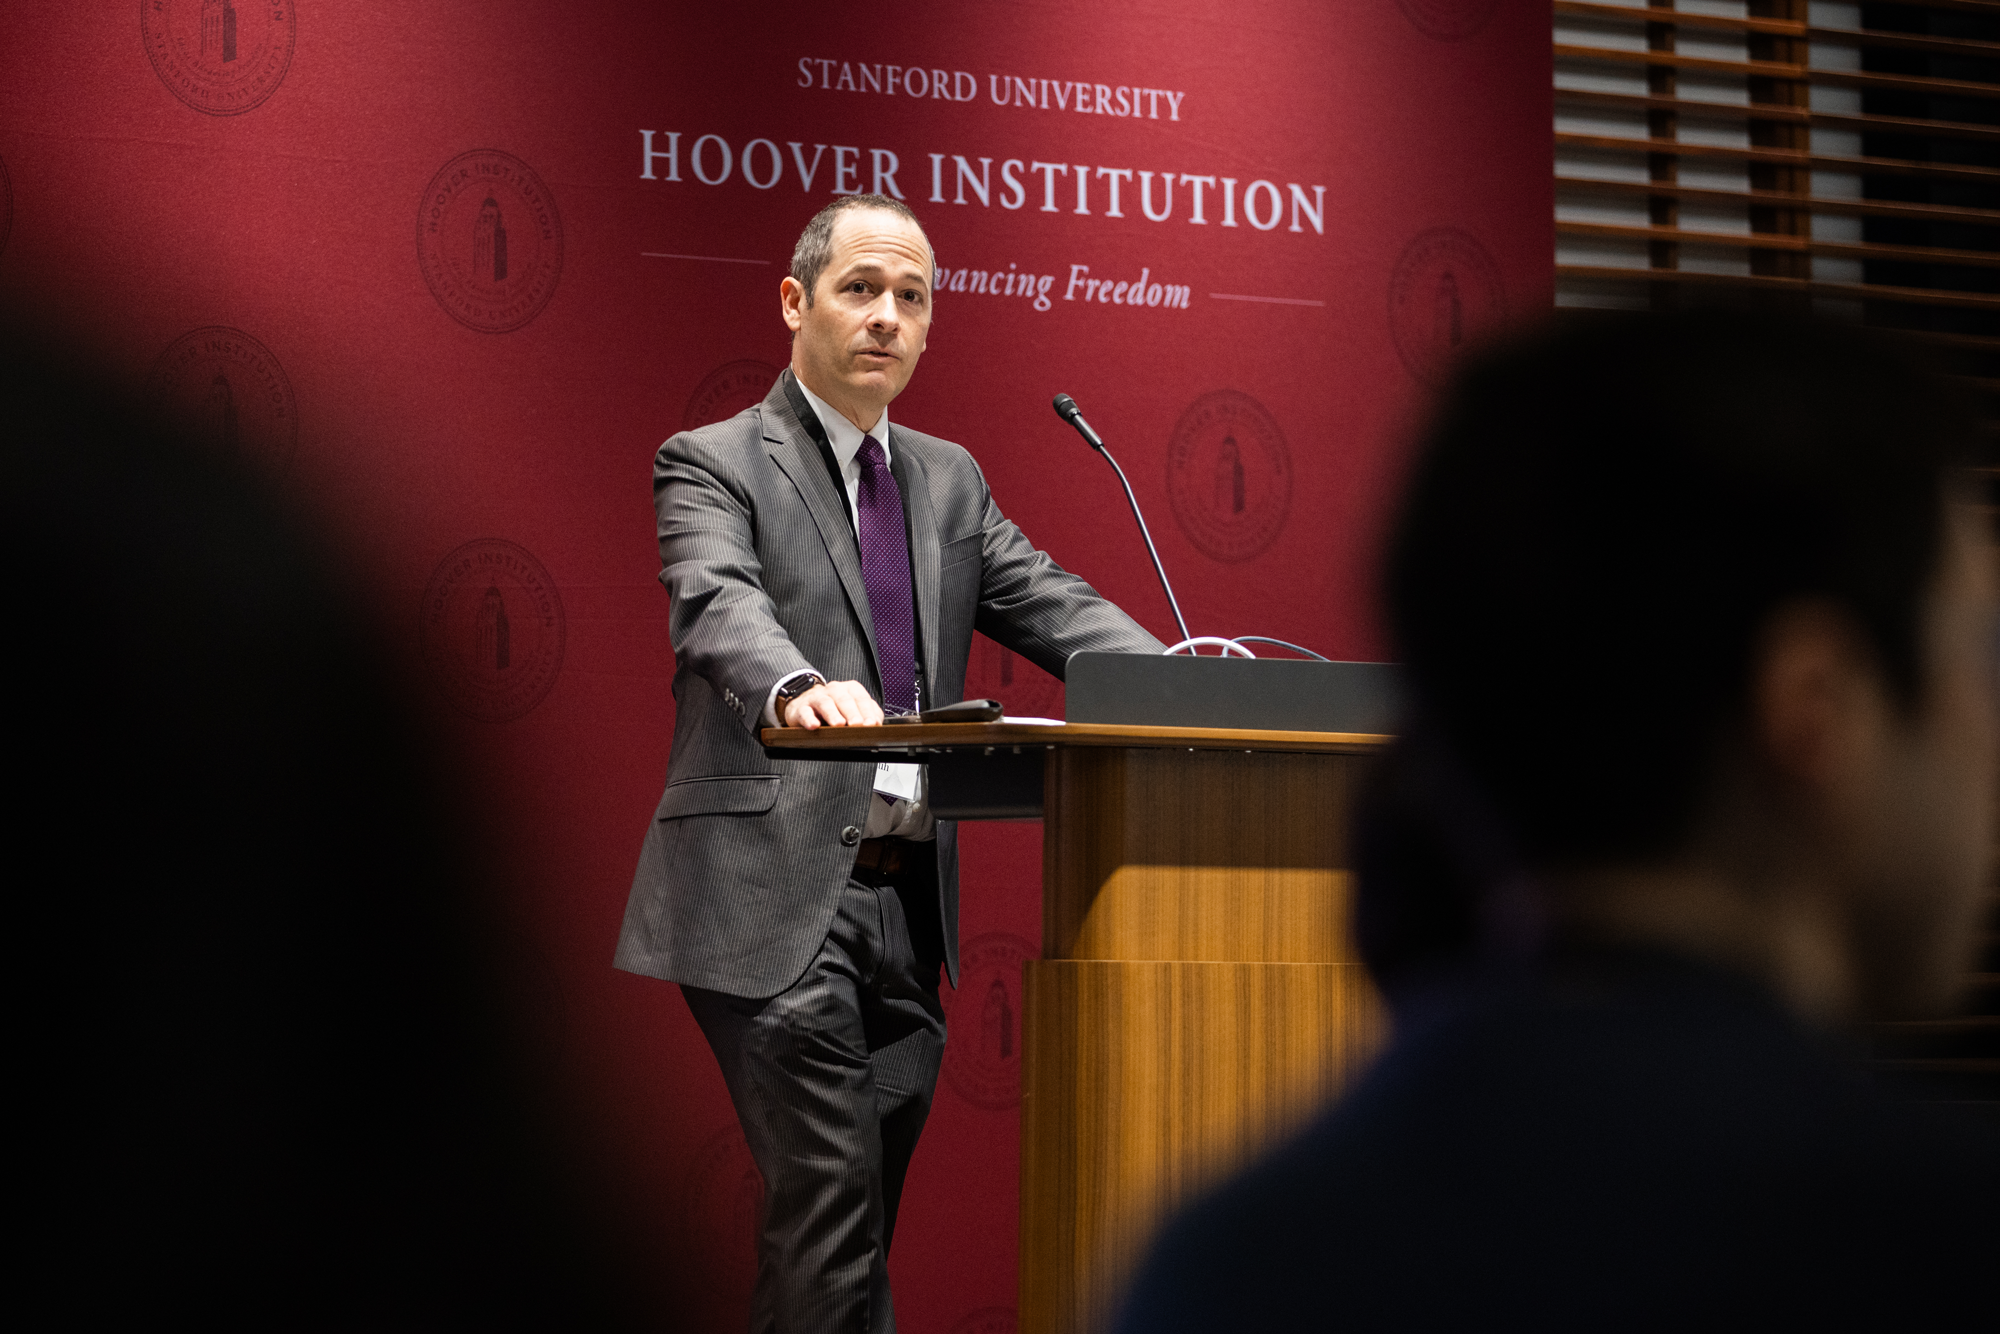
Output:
(1755, 599), (1885, 793)
(780, 276), (805, 333)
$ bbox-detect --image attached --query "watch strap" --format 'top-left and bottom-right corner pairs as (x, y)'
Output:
(775, 672), (826, 706)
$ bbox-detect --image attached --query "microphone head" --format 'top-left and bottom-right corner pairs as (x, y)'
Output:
(1052, 393), (1080, 423)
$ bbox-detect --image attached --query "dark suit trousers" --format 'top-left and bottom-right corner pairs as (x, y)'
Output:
(683, 869), (947, 1334)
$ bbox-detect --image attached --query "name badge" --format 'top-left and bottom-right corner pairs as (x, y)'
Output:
(873, 761), (920, 802)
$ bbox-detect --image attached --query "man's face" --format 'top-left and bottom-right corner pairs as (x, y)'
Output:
(1852, 504), (1998, 1016)
(782, 209), (933, 427)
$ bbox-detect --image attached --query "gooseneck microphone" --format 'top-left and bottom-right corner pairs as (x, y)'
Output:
(1052, 393), (1191, 645)
(1052, 393), (1105, 450)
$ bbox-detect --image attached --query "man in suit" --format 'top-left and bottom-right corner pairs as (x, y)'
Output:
(616, 195), (1162, 1333)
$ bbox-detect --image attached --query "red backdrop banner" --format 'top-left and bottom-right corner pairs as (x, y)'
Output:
(1, 3), (1549, 1327)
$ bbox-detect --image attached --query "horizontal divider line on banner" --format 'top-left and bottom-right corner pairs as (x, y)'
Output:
(641, 252), (773, 265)
(1209, 293), (1327, 307)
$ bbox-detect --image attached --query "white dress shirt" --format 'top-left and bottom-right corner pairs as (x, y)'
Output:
(763, 379), (934, 841)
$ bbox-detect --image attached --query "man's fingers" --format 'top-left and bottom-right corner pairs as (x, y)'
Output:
(826, 683), (864, 726)
(777, 682), (887, 729)
(829, 682), (884, 726)
(786, 680), (884, 728)
(783, 690), (837, 729)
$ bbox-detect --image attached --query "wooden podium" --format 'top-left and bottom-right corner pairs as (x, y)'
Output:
(763, 721), (1390, 1334)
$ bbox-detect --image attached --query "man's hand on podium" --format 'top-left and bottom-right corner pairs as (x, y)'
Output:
(780, 680), (884, 730)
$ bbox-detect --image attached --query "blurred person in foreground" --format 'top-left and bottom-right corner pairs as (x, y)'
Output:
(3, 328), (642, 1329)
(1115, 310), (2000, 1329)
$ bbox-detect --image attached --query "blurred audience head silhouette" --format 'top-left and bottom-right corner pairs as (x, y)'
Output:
(1117, 309), (1999, 1332)
(4, 324), (642, 1329)
(1372, 308), (1992, 1025)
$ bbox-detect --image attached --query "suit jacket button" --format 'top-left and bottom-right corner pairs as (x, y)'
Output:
(841, 825), (862, 846)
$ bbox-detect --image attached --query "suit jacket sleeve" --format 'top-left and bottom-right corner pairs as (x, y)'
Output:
(655, 429), (816, 733)
(967, 455), (1168, 673)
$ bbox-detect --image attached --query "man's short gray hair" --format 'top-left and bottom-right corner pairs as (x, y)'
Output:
(789, 196), (936, 305)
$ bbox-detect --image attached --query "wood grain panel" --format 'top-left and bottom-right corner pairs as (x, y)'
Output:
(1018, 960), (1386, 1334)
(1042, 747), (1363, 964)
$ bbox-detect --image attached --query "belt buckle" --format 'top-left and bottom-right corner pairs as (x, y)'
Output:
(855, 837), (903, 880)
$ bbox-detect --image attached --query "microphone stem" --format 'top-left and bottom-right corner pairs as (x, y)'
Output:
(1098, 444), (1191, 645)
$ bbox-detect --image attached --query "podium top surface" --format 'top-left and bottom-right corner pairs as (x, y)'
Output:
(760, 720), (1391, 760)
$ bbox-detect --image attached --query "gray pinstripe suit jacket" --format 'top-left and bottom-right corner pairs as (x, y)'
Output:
(615, 372), (1163, 998)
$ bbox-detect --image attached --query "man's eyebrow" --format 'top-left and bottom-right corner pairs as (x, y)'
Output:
(838, 261), (931, 290)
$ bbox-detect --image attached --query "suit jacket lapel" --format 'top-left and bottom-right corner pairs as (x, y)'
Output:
(889, 431), (941, 704)
(761, 375), (879, 668)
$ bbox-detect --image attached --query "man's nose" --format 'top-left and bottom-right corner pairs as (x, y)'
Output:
(866, 290), (899, 330)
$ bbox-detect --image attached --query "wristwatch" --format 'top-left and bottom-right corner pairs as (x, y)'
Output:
(774, 672), (827, 713)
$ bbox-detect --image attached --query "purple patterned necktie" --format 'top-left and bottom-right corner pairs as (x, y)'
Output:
(855, 434), (917, 713)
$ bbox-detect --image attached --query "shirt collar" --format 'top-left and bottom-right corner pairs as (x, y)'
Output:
(794, 378), (890, 473)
